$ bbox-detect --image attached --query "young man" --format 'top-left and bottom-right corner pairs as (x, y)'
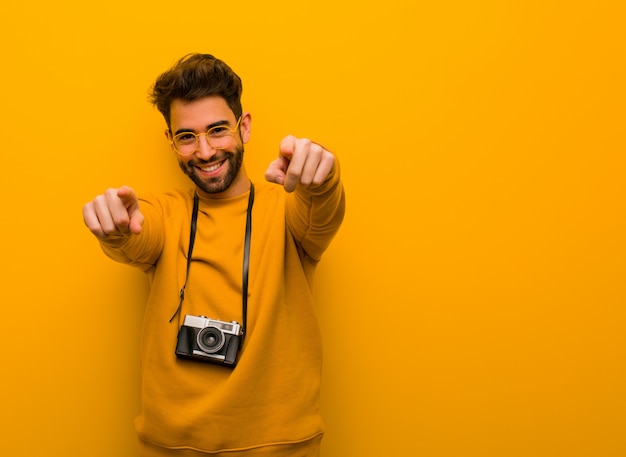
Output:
(82, 54), (345, 456)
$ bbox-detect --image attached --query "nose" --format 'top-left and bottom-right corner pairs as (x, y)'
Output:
(194, 133), (218, 160)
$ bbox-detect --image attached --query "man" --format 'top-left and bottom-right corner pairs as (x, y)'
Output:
(82, 54), (345, 456)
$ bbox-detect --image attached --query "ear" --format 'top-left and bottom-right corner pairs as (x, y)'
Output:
(164, 128), (176, 153)
(239, 112), (252, 144)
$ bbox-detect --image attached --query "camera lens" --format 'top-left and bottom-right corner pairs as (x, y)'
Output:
(197, 326), (225, 354)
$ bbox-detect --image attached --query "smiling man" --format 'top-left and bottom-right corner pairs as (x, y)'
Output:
(170, 96), (248, 196)
(82, 54), (345, 457)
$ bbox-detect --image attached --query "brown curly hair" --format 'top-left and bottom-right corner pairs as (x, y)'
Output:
(150, 53), (243, 128)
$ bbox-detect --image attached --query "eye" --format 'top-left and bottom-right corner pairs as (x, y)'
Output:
(208, 126), (229, 137)
(176, 133), (196, 144)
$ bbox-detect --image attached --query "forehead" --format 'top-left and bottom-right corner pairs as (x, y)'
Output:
(169, 96), (235, 130)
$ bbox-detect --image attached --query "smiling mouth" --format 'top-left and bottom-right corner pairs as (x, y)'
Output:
(196, 159), (226, 173)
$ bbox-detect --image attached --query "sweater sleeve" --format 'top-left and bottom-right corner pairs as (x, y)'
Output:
(285, 158), (346, 262)
(97, 196), (166, 272)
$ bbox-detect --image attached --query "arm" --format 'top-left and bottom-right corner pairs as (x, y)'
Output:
(265, 136), (346, 261)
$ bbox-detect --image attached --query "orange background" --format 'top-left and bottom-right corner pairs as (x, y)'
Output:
(1, 1), (625, 456)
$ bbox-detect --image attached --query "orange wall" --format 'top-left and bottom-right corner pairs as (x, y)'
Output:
(1, 1), (624, 456)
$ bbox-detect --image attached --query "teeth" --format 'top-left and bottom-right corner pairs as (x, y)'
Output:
(200, 162), (221, 172)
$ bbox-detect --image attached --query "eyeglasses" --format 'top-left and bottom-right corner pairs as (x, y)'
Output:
(170, 117), (242, 156)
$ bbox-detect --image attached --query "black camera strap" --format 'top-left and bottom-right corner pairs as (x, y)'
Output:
(170, 183), (255, 344)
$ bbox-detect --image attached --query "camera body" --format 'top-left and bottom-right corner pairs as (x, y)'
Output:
(175, 315), (243, 367)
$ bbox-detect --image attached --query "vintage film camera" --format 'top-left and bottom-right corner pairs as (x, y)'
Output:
(175, 315), (243, 366)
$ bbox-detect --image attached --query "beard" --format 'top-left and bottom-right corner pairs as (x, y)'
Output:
(178, 145), (245, 194)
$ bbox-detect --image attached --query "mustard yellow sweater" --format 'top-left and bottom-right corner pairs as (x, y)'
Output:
(100, 164), (345, 455)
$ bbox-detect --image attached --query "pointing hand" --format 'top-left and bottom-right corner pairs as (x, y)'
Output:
(265, 135), (335, 193)
(83, 186), (144, 239)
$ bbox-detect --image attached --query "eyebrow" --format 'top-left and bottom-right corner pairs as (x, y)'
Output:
(174, 119), (230, 136)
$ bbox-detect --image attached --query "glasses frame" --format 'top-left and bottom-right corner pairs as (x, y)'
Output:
(170, 116), (242, 156)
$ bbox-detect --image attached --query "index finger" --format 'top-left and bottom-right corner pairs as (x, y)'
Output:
(279, 135), (297, 157)
(282, 138), (310, 192)
(117, 186), (138, 209)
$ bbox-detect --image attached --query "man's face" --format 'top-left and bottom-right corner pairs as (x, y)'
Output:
(168, 96), (251, 197)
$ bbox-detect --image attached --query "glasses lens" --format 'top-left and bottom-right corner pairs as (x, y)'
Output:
(207, 126), (233, 150)
(173, 133), (197, 155)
